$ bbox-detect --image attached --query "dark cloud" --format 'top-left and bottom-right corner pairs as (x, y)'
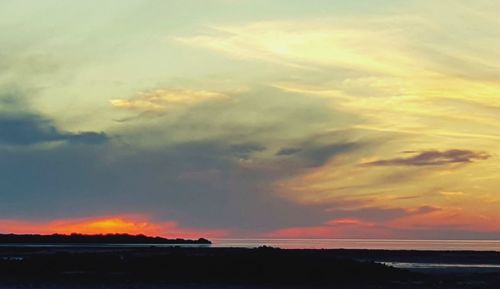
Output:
(0, 139), (330, 232)
(276, 142), (361, 168)
(0, 87), (357, 233)
(273, 130), (366, 168)
(0, 113), (108, 146)
(276, 147), (302, 156)
(301, 142), (359, 167)
(65, 131), (108, 145)
(363, 149), (490, 167)
(229, 143), (266, 160)
(118, 86), (357, 143)
(413, 205), (438, 214)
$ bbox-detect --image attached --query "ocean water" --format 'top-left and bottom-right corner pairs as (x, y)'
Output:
(211, 238), (500, 251)
(2, 239), (500, 251)
(381, 261), (500, 270)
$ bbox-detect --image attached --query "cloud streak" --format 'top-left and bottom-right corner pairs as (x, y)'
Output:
(111, 89), (229, 113)
(363, 149), (490, 167)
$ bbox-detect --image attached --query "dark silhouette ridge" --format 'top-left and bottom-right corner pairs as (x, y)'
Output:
(0, 233), (211, 244)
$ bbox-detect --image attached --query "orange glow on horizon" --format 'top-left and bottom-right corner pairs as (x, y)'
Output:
(267, 218), (392, 239)
(0, 215), (229, 239)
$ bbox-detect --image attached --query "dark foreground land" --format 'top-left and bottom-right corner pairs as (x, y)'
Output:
(1, 246), (500, 289)
(0, 233), (211, 245)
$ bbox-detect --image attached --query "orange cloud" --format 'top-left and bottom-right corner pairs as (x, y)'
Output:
(110, 89), (229, 112)
(0, 215), (228, 239)
(388, 207), (500, 233)
(267, 218), (391, 239)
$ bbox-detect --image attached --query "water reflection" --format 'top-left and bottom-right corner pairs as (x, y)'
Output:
(212, 239), (500, 251)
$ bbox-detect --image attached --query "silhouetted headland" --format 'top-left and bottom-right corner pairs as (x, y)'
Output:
(0, 233), (211, 245)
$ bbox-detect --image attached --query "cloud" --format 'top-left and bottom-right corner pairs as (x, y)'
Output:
(66, 131), (109, 145)
(363, 149), (490, 167)
(266, 205), (441, 238)
(300, 142), (360, 167)
(0, 113), (108, 146)
(440, 191), (466, 197)
(0, 86), (356, 234)
(327, 205), (440, 222)
(3, 1), (500, 241)
(276, 147), (302, 156)
(110, 89), (229, 113)
(113, 86), (356, 150)
(177, 15), (500, 145)
(273, 131), (366, 168)
(175, 19), (422, 74)
(0, 137), (333, 232)
(229, 143), (266, 160)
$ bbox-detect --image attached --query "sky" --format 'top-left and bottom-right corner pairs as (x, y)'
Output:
(1, 0), (500, 239)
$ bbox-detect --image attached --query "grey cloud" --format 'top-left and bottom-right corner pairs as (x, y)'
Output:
(0, 139), (330, 232)
(363, 149), (490, 167)
(301, 142), (359, 167)
(0, 113), (108, 146)
(273, 129), (366, 168)
(229, 143), (266, 160)
(0, 87), (357, 233)
(117, 86), (357, 143)
(276, 142), (362, 168)
(66, 131), (108, 145)
(276, 147), (302, 156)
(413, 205), (438, 214)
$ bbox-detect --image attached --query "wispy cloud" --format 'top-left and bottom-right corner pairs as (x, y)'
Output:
(111, 89), (229, 113)
(176, 18), (426, 74)
(363, 149), (490, 167)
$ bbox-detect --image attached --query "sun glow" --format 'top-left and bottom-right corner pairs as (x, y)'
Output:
(0, 215), (228, 239)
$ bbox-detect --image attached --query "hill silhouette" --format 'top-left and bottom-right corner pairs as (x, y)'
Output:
(0, 233), (211, 244)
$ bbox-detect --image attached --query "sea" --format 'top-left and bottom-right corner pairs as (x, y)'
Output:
(2, 238), (500, 251)
(211, 238), (500, 251)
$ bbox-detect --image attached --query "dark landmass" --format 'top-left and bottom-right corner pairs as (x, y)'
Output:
(0, 246), (500, 288)
(0, 233), (211, 245)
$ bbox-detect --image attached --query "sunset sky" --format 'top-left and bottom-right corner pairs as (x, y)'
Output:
(1, 0), (500, 239)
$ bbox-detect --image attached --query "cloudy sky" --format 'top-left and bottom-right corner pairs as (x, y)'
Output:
(1, 0), (500, 239)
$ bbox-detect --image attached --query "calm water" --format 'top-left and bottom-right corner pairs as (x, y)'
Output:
(211, 239), (500, 251)
(2, 239), (500, 251)
(381, 262), (500, 269)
